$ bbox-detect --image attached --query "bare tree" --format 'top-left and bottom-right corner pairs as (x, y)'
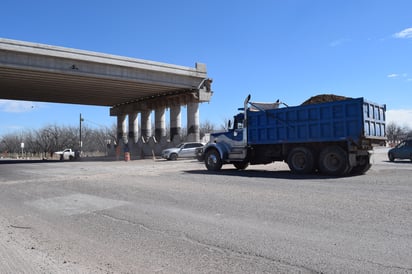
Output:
(0, 123), (115, 158)
(200, 120), (215, 139)
(81, 125), (113, 152)
(0, 133), (21, 154)
(386, 122), (406, 144)
(107, 123), (118, 145)
(220, 117), (231, 131)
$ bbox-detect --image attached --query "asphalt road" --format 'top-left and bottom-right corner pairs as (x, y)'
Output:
(0, 147), (411, 273)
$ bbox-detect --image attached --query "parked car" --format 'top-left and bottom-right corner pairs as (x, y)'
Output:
(54, 148), (78, 160)
(161, 142), (204, 160)
(388, 139), (412, 162)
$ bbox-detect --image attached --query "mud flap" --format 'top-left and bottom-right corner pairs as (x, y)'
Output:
(349, 153), (357, 168)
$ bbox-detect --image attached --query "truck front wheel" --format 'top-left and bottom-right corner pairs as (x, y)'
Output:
(205, 149), (223, 171)
(287, 147), (315, 174)
(319, 146), (350, 176)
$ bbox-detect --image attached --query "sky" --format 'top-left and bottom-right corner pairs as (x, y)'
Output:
(1, 0), (412, 136)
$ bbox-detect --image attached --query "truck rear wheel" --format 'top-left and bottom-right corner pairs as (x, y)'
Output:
(350, 155), (371, 175)
(205, 149), (223, 171)
(287, 147), (315, 174)
(318, 146), (350, 176)
(233, 161), (249, 170)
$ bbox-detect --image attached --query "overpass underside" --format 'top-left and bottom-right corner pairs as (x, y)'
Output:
(0, 38), (213, 157)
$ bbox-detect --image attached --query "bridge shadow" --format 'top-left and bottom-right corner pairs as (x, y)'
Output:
(0, 156), (117, 164)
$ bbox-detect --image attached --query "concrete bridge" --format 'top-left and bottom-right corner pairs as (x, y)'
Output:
(0, 38), (212, 158)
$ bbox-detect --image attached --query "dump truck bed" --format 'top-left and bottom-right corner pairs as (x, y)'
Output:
(247, 97), (386, 145)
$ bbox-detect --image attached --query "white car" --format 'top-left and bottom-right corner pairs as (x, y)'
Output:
(161, 142), (204, 160)
(54, 148), (77, 160)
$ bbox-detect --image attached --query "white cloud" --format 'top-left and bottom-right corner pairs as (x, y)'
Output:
(386, 109), (412, 129)
(393, 27), (412, 39)
(387, 73), (410, 81)
(329, 38), (350, 47)
(0, 100), (36, 113)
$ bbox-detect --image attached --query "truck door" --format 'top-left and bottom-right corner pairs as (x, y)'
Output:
(230, 113), (245, 145)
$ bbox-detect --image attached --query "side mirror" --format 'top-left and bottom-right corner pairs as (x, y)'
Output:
(228, 120), (232, 129)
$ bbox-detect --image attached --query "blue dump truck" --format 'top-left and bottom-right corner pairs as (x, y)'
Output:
(203, 95), (386, 176)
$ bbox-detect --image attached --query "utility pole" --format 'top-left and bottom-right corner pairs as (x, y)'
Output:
(79, 113), (84, 154)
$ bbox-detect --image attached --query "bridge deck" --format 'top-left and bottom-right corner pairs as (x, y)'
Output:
(0, 38), (210, 107)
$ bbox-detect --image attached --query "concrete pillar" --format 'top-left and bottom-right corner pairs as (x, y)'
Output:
(128, 112), (139, 144)
(170, 105), (181, 141)
(116, 114), (128, 159)
(154, 108), (166, 141)
(141, 110), (152, 141)
(117, 114), (128, 145)
(187, 102), (200, 142)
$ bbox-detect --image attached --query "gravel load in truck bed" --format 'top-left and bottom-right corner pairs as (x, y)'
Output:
(301, 94), (351, 105)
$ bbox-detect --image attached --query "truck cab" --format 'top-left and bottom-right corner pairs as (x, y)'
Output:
(205, 96), (251, 171)
(212, 113), (245, 143)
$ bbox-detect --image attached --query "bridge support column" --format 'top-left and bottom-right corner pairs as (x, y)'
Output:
(155, 108), (166, 142)
(141, 110), (152, 141)
(128, 112), (139, 144)
(170, 105), (181, 142)
(117, 115), (128, 159)
(128, 112), (138, 158)
(187, 102), (199, 142)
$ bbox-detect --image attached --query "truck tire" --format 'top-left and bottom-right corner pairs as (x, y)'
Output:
(205, 149), (222, 171)
(233, 161), (249, 170)
(318, 146), (350, 176)
(350, 155), (371, 175)
(287, 147), (315, 174)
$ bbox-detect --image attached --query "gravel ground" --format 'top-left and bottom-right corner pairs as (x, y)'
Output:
(0, 147), (411, 273)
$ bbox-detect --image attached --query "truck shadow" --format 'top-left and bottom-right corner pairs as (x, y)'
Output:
(384, 160), (412, 164)
(184, 168), (347, 180)
(0, 159), (61, 164)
